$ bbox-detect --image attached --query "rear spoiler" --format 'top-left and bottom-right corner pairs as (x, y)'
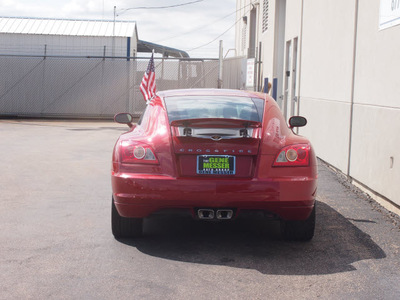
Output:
(170, 118), (261, 128)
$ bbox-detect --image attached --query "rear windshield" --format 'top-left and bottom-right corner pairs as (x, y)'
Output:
(164, 96), (264, 123)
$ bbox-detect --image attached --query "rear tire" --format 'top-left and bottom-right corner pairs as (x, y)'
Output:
(112, 197), (143, 238)
(280, 204), (315, 241)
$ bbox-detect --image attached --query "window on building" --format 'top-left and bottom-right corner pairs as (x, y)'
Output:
(262, 0), (269, 33)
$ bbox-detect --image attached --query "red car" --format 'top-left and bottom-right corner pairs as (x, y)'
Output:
(111, 89), (317, 240)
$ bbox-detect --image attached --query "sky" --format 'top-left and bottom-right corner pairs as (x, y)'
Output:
(0, 0), (237, 58)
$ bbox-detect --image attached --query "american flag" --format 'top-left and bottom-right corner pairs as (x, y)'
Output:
(140, 53), (156, 102)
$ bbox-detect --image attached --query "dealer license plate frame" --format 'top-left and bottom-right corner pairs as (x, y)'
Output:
(196, 155), (236, 175)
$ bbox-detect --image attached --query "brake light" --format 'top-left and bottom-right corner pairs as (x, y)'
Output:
(273, 144), (310, 167)
(120, 141), (158, 164)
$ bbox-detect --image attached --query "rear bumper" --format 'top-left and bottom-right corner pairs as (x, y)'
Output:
(112, 173), (317, 221)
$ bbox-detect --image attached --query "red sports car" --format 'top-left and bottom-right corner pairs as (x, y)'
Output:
(111, 89), (317, 240)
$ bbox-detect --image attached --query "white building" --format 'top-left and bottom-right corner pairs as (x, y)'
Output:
(0, 17), (138, 57)
(236, 0), (400, 215)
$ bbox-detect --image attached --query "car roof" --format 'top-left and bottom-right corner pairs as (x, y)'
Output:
(157, 88), (267, 100)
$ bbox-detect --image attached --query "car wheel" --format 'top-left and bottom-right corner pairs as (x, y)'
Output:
(112, 197), (143, 238)
(280, 203), (315, 241)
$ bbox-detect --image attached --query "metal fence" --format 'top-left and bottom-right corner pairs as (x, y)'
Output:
(0, 55), (220, 119)
(221, 56), (247, 90)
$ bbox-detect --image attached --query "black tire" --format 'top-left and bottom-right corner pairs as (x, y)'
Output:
(280, 203), (316, 241)
(112, 197), (143, 238)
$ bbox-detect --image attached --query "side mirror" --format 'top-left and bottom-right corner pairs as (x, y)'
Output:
(289, 116), (307, 128)
(114, 113), (134, 128)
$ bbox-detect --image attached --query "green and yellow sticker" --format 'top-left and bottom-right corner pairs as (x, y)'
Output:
(197, 155), (235, 175)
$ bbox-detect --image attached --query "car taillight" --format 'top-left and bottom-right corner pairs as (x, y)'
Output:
(120, 141), (158, 164)
(273, 144), (310, 167)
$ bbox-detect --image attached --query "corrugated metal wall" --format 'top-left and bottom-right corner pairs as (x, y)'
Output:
(0, 18), (138, 57)
(0, 34), (135, 57)
(222, 56), (247, 90)
(0, 55), (219, 118)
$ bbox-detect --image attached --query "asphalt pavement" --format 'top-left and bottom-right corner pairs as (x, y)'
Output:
(1, 119), (400, 299)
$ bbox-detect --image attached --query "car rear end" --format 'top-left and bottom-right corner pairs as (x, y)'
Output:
(111, 89), (317, 240)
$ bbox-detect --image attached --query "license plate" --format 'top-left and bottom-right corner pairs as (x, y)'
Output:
(197, 155), (236, 175)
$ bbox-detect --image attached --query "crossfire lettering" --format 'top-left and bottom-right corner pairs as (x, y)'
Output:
(179, 148), (252, 154)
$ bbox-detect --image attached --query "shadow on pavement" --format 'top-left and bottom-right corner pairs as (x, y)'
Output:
(118, 201), (386, 275)
(68, 127), (127, 131)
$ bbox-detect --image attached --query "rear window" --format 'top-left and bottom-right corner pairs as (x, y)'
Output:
(164, 96), (264, 123)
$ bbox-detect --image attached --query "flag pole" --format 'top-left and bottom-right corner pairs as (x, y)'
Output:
(149, 49), (155, 103)
(140, 50), (157, 103)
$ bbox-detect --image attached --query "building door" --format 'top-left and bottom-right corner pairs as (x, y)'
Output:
(274, 0), (286, 107)
(248, 8), (257, 58)
(283, 40), (292, 120)
(290, 37), (298, 118)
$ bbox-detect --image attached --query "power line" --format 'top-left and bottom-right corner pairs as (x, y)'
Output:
(156, 3), (253, 44)
(119, 0), (204, 15)
(155, 10), (237, 43)
(185, 3), (252, 53)
(185, 22), (237, 52)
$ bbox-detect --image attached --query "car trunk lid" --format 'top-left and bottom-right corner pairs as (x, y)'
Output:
(170, 118), (261, 178)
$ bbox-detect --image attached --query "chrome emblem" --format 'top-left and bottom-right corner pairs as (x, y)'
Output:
(211, 135), (222, 141)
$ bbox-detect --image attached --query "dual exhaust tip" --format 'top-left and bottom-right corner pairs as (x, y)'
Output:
(197, 209), (234, 220)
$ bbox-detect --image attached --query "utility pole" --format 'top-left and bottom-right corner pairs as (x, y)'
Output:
(218, 40), (223, 88)
(112, 6), (116, 57)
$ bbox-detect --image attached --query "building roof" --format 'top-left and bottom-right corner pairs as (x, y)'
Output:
(0, 17), (137, 38)
(138, 40), (189, 58)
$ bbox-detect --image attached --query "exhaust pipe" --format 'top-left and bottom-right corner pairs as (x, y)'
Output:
(197, 209), (215, 219)
(216, 209), (233, 220)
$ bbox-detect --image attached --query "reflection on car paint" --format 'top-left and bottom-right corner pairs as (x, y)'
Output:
(265, 117), (286, 146)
